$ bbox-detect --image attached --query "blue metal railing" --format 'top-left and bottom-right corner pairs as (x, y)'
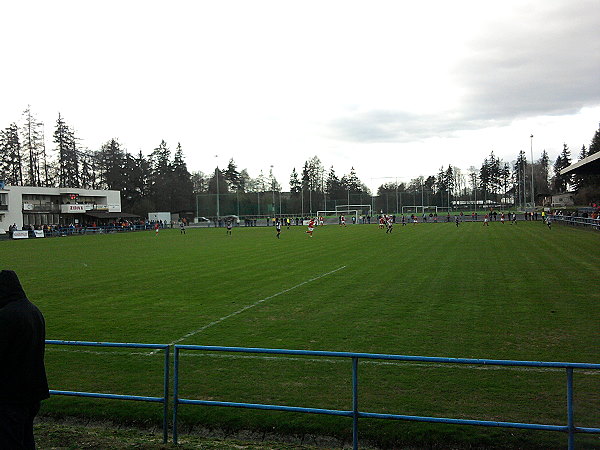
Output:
(173, 345), (600, 449)
(45, 340), (170, 444)
(550, 214), (600, 229)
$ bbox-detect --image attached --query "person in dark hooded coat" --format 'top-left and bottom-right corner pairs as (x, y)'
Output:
(0, 270), (49, 449)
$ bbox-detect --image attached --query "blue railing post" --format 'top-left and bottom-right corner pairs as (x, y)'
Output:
(172, 345), (600, 448)
(50, 342), (600, 447)
(352, 357), (359, 450)
(173, 346), (180, 445)
(163, 346), (170, 444)
(45, 341), (170, 442)
(567, 368), (574, 450)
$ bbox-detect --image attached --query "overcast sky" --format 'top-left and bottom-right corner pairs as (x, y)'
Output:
(2, 0), (599, 191)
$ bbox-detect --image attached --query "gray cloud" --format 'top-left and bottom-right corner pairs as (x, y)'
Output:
(329, 110), (479, 143)
(330, 1), (600, 143)
(457, 1), (600, 120)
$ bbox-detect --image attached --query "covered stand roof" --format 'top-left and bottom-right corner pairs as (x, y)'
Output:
(561, 151), (600, 176)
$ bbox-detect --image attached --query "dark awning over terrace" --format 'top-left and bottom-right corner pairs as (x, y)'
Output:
(561, 151), (600, 175)
(85, 211), (141, 219)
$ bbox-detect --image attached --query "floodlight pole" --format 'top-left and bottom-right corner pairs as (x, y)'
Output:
(530, 134), (535, 207)
(371, 182), (374, 216)
(216, 169), (220, 220)
(474, 175), (477, 211)
(215, 155), (220, 221)
(323, 177), (327, 212)
(270, 165), (275, 215)
(395, 177), (399, 214)
(521, 160), (527, 209)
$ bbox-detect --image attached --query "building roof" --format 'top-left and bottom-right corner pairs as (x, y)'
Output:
(561, 151), (600, 176)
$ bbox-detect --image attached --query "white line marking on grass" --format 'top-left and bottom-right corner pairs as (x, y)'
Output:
(45, 347), (600, 376)
(47, 348), (151, 357)
(149, 265), (347, 354)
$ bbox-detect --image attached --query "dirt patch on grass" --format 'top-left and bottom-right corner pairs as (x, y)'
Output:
(34, 416), (353, 449)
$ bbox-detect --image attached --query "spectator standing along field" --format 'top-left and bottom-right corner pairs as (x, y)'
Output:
(0, 270), (49, 449)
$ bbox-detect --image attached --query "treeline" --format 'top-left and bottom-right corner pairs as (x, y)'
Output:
(378, 125), (600, 209)
(0, 108), (373, 215)
(1, 107), (599, 215)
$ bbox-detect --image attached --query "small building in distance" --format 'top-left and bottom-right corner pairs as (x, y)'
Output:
(0, 184), (122, 233)
(551, 192), (575, 207)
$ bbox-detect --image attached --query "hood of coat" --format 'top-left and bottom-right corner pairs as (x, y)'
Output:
(0, 270), (27, 309)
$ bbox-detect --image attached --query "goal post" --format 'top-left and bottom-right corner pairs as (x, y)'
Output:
(401, 205), (438, 215)
(401, 205), (424, 214)
(336, 205), (372, 216)
(316, 210), (359, 224)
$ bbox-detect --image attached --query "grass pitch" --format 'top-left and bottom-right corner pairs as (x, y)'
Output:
(3, 221), (600, 447)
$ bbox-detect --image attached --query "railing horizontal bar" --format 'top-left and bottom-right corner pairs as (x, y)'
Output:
(174, 345), (600, 370)
(46, 340), (168, 350)
(576, 426), (600, 434)
(177, 399), (353, 417)
(359, 412), (567, 431)
(50, 390), (164, 403)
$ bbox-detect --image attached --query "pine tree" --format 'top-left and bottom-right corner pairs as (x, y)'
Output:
(513, 150), (528, 206)
(552, 143), (571, 193)
(325, 166), (343, 199)
(127, 150), (151, 211)
(436, 166), (447, 207)
(238, 169), (250, 193)
(289, 168), (301, 194)
(342, 167), (360, 193)
(588, 122), (600, 155)
(301, 162), (310, 193)
(0, 123), (23, 185)
(98, 139), (126, 190)
(488, 152), (501, 201)
(223, 159), (241, 192)
(191, 171), (209, 194)
(39, 125), (52, 186)
(268, 166), (281, 193)
(20, 106), (44, 186)
(445, 165), (454, 208)
(500, 162), (511, 207)
(148, 140), (173, 210)
(424, 176), (435, 204)
(580, 124), (600, 192)
(479, 158), (491, 205)
(79, 148), (98, 189)
(538, 150), (550, 194)
(572, 145), (588, 190)
(170, 143), (194, 212)
(54, 113), (79, 187)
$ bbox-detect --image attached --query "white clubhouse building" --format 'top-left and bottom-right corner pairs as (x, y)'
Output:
(0, 184), (121, 233)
